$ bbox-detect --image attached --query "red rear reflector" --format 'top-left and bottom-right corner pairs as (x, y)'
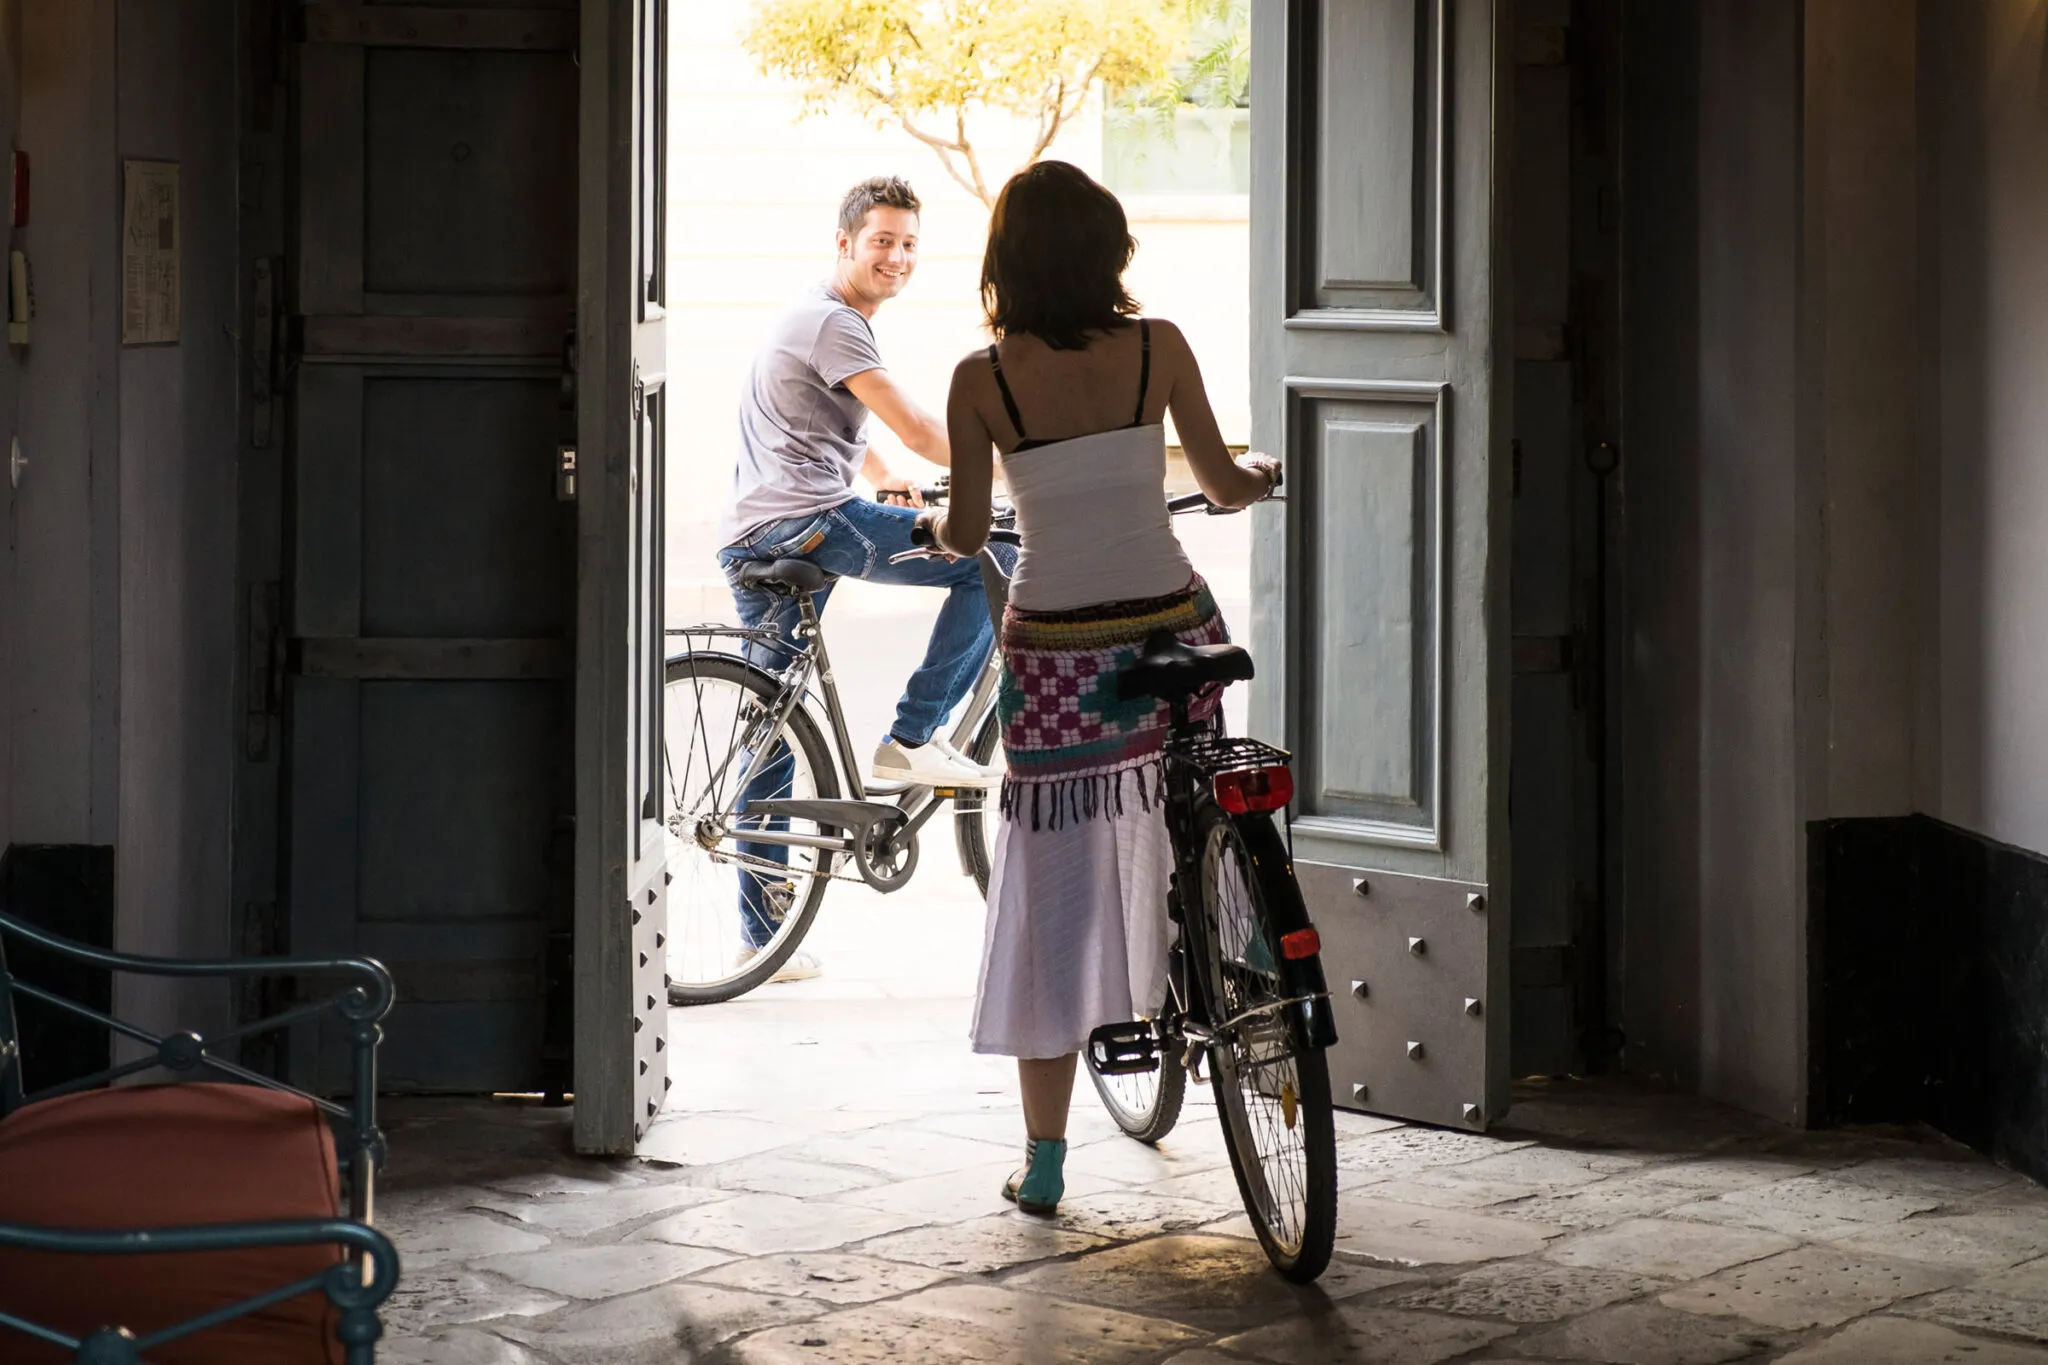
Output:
(1213, 765), (1294, 814)
(1280, 928), (1321, 960)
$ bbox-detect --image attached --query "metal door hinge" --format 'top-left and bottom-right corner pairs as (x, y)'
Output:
(630, 359), (644, 422)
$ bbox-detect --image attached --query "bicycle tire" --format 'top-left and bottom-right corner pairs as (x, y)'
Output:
(663, 653), (840, 1006)
(1086, 1014), (1188, 1144)
(1191, 801), (1337, 1283)
(953, 709), (1001, 896)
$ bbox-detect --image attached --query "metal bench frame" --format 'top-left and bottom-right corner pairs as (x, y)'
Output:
(0, 910), (399, 1364)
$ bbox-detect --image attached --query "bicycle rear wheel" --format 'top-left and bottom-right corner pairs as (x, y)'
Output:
(663, 653), (839, 1004)
(1192, 802), (1337, 1282)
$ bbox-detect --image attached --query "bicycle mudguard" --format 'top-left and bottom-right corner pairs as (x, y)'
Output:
(1231, 811), (1340, 1051)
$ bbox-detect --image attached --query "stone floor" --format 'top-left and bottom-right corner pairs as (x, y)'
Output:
(376, 875), (2048, 1364)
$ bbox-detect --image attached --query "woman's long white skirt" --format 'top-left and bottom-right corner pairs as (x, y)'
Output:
(969, 795), (1175, 1060)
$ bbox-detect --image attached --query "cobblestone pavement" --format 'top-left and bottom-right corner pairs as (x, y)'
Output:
(376, 877), (2048, 1363)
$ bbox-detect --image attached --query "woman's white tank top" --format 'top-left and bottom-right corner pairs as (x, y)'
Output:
(998, 422), (1195, 612)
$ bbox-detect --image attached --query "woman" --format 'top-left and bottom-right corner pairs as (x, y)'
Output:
(916, 161), (1280, 1215)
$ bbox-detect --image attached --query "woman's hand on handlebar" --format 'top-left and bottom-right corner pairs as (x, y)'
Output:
(910, 509), (962, 562)
(1241, 454), (1283, 500)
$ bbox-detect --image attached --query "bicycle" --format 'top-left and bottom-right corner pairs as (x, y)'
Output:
(897, 501), (1338, 1281)
(661, 482), (1234, 1004)
(1069, 627), (1340, 1282)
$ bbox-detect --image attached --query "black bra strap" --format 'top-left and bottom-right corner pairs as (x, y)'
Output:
(988, 345), (1028, 439)
(1132, 320), (1152, 426)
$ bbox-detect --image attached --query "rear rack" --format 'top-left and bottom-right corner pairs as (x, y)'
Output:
(1168, 733), (1291, 774)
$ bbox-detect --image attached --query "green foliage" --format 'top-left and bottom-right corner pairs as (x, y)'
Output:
(742, 0), (1186, 205)
(1107, 0), (1249, 143)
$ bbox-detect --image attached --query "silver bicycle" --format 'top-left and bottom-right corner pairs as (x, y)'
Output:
(661, 482), (1230, 1004)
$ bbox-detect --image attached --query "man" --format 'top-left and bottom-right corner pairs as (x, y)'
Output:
(714, 176), (1015, 979)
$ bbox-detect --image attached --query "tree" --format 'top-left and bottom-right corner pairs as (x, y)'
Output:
(741, 0), (1185, 208)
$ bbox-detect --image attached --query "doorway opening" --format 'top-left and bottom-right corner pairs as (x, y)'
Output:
(653, 0), (1258, 1121)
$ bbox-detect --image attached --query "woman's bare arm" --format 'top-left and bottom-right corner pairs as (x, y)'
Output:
(930, 355), (996, 556)
(1157, 320), (1277, 509)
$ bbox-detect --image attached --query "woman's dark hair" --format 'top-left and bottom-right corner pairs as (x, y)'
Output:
(981, 161), (1141, 351)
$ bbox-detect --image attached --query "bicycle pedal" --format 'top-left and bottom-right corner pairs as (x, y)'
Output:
(1087, 1022), (1159, 1076)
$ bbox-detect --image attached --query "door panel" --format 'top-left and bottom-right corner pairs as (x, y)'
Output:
(284, 6), (578, 1094)
(574, 0), (670, 1155)
(1251, 0), (1511, 1130)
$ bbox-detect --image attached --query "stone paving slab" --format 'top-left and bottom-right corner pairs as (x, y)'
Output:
(630, 1191), (927, 1257)
(826, 1158), (1129, 1224)
(1325, 1195), (1566, 1266)
(1544, 1217), (1798, 1281)
(1388, 1257), (1666, 1323)
(1664, 1174), (1943, 1241)
(1776, 1315), (2048, 1363)
(506, 1280), (826, 1363)
(691, 1251), (959, 1305)
(382, 1266), (567, 1337)
(1832, 1210), (2048, 1270)
(728, 1281), (1206, 1365)
(1512, 1300), (1785, 1363)
(473, 1242), (738, 1301)
(384, 1208), (554, 1269)
(473, 1180), (736, 1237)
(1211, 1303), (1516, 1364)
(1009, 1233), (1414, 1330)
(1498, 1175), (1727, 1230)
(1656, 1244), (1962, 1330)
(855, 1209), (1114, 1273)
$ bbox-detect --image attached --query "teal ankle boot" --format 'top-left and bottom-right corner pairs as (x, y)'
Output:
(1001, 1138), (1066, 1216)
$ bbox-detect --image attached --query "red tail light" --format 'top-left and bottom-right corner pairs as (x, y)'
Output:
(1213, 765), (1294, 814)
(1280, 928), (1321, 960)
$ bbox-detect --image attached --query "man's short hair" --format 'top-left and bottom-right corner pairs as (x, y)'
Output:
(839, 176), (921, 238)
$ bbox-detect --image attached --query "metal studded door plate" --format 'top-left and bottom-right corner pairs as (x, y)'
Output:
(1297, 860), (1498, 1131)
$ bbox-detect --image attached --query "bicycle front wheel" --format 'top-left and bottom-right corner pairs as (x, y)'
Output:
(664, 653), (839, 1005)
(952, 709), (1001, 896)
(1086, 1015), (1188, 1144)
(1193, 803), (1337, 1283)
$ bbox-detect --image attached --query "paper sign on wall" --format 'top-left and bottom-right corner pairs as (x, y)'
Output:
(122, 160), (180, 346)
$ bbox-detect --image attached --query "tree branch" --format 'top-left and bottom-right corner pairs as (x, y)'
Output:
(956, 108), (991, 206)
(898, 114), (989, 205)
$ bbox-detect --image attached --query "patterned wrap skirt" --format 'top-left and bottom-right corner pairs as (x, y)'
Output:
(969, 576), (1230, 1059)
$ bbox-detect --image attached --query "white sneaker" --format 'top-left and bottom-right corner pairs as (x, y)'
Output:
(871, 737), (1000, 789)
(736, 946), (822, 983)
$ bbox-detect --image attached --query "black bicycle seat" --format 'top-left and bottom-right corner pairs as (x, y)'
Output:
(737, 558), (831, 596)
(1117, 629), (1254, 702)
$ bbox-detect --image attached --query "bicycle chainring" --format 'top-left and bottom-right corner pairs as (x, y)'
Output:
(852, 821), (919, 892)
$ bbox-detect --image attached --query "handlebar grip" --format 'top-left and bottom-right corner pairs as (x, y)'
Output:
(909, 517), (938, 550)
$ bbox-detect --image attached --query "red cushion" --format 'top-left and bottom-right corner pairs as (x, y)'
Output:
(0, 1082), (345, 1365)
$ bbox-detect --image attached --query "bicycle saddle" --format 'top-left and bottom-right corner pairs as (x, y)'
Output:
(737, 558), (831, 596)
(1117, 629), (1254, 702)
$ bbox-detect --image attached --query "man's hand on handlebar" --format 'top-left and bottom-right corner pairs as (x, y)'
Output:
(873, 474), (927, 509)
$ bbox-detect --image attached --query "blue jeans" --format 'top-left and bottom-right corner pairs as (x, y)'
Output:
(717, 497), (1017, 946)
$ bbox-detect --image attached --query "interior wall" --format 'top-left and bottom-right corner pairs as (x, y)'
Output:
(0, 0), (23, 858)
(1691, 0), (1807, 1126)
(7, 0), (241, 1040)
(10, 0), (117, 852)
(1935, 0), (2048, 858)
(109, 0), (239, 1031)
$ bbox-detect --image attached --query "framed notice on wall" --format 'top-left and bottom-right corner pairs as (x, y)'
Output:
(122, 159), (180, 346)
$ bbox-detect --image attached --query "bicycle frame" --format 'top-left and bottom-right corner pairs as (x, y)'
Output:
(674, 544), (1011, 874)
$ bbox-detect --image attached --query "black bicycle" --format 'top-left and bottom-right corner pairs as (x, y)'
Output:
(1080, 632), (1340, 1283)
